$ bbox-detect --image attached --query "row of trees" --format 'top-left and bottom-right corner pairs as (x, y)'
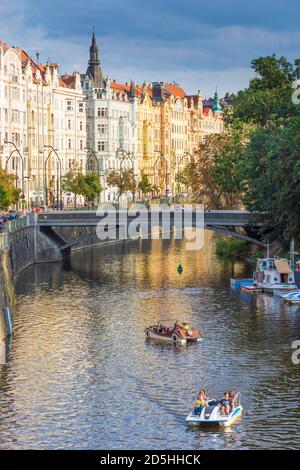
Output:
(62, 164), (158, 206)
(177, 55), (300, 246)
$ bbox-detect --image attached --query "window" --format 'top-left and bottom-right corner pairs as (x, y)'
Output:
(79, 121), (83, 131)
(98, 124), (106, 134)
(97, 141), (105, 152)
(78, 102), (84, 113)
(80, 140), (83, 150)
(67, 120), (71, 130)
(68, 139), (72, 149)
(66, 100), (73, 111)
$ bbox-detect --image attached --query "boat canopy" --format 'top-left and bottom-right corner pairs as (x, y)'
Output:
(274, 260), (292, 274)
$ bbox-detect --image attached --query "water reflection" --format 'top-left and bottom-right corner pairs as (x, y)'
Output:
(0, 232), (299, 449)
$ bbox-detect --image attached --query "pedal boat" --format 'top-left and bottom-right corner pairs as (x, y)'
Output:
(145, 321), (202, 345)
(284, 292), (300, 304)
(186, 394), (243, 428)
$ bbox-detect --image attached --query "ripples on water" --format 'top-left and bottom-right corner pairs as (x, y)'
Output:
(0, 233), (300, 449)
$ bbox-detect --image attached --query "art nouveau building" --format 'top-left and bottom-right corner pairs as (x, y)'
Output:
(0, 40), (86, 208)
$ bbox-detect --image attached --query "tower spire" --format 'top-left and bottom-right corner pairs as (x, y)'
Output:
(212, 87), (222, 112)
(86, 29), (104, 88)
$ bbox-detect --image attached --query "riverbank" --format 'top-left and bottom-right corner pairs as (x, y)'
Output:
(215, 237), (264, 262)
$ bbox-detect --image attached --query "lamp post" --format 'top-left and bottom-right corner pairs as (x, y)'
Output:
(4, 141), (25, 211)
(176, 151), (195, 196)
(44, 145), (62, 210)
(116, 148), (136, 202)
(153, 151), (168, 198)
(85, 146), (102, 204)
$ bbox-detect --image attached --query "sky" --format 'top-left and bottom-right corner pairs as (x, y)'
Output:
(1, 0), (300, 97)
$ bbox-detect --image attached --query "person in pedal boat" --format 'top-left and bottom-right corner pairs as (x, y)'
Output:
(219, 392), (231, 415)
(193, 391), (209, 415)
(228, 390), (236, 411)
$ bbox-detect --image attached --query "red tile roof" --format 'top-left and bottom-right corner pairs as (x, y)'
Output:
(203, 107), (212, 117)
(165, 83), (186, 99)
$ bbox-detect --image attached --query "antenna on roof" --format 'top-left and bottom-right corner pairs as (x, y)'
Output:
(36, 51), (40, 64)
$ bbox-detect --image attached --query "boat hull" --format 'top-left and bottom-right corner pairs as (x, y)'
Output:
(186, 406), (243, 428)
(145, 329), (202, 345)
(241, 286), (262, 294)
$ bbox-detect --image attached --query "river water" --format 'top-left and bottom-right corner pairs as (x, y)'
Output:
(0, 232), (299, 450)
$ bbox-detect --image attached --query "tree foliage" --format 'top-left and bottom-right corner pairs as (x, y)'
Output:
(0, 168), (21, 210)
(177, 134), (243, 209)
(138, 175), (153, 195)
(231, 55), (300, 246)
(62, 162), (103, 207)
(106, 168), (136, 201)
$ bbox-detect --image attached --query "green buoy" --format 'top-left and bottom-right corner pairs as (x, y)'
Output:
(177, 264), (183, 273)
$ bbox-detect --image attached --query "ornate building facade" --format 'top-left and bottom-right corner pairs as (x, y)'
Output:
(81, 32), (138, 202)
(0, 40), (86, 208)
(1, 32), (225, 207)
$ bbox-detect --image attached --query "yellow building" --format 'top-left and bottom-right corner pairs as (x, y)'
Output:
(135, 82), (224, 197)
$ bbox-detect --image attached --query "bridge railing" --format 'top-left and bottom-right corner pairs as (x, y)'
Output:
(6, 213), (37, 233)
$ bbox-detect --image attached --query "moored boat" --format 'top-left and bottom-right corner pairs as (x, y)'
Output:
(241, 285), (262, 294)
(145, 321), (202, 345)
(230, 278), (253, 289)
(254, 258), (297, 293)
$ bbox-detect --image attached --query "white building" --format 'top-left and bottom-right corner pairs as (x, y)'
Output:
(0, 39), (86, 208)
(82, 32), (138, 202)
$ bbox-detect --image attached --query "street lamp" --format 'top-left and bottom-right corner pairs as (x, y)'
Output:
(44, 145), (62, 210)
(175, 151), (195, 196)
(116, 148), (136, 202)
(85, 146), (102, 204)
(4, 141), (25, 211)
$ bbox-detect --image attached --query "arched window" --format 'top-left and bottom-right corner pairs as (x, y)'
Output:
(9, 63), (15, 80)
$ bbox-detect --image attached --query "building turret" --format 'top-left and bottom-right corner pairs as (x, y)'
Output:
(212, 89), (222, 112)
(86, 29), (104, 88)
(129, 80), (136, 98)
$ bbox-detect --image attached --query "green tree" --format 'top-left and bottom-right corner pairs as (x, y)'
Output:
(138, 175), (153, 197)
(0, 168), (21, 210)
(62, 161), (86, 208)
(177, 134), (242, 209)
(224, 55), (300, 246)
(82, 172), (103, 202)
(106, 168), (136, 202)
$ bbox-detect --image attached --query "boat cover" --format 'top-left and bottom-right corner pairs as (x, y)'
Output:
(274, 260), (292, 274)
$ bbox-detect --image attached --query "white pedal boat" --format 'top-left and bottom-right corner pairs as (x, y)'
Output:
(145, 321), (202, 346)
(186, 394), (243, 428)
(284, 292), (300, 304)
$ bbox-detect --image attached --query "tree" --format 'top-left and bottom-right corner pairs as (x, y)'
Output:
(82, 172), (103, 202)
(138, 175), (153, 197)
(224, 54), (300, 246)
(177, 134), (243, 209)
(0, 168), (21, 210)
(62, 161), (86, 208)
(106, 168), (136, 202)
